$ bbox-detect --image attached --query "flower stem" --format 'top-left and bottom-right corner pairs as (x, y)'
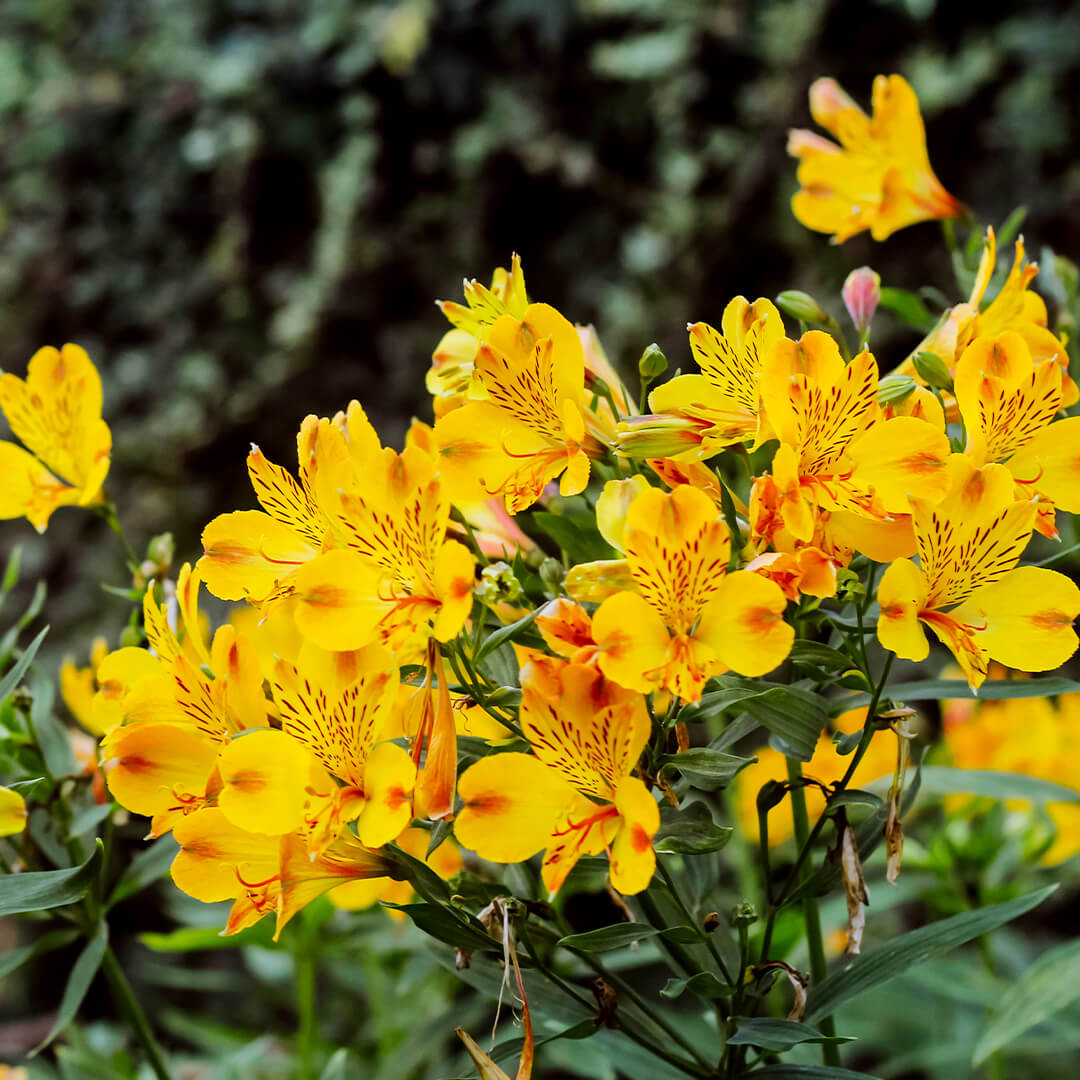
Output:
(786, 758), (840, 1067)
(295, 936), (317, 1080)
(100, 499), (139, 569)
(100, 945), (172, 1080)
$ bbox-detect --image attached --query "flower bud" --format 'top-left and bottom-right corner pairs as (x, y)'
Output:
(146, 531), (175, 574)
(638, 342), (668, 379)
(538, 557), (565, 594)
(842, 266), (881, 340)
(474, 561), (523, 608)
(776, 289), (829, 326)
(729, 901), (758, 928)
(912, 350), (953, 391)
(120, 625), (142, 648)
(877, 372), (917, 407)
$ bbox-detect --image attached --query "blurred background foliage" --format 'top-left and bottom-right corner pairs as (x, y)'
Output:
(3, 0), (1080, 651)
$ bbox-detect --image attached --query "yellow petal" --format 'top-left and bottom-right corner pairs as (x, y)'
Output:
(696, 571), (793, 677)
(455, 752), (576, 863)
(171, 807), (280, 903)
(592, 590), (670, 693)
(956, 566), (1080, 674)
(210, 626), (270, 732)
(609, 776), (659, 895)
(847, 416), (951, 513)
(431, 539), (476, 642)
(356, 741), (416, 847)
(293, 549), (387, 651)
(595, 477), (652, 553)
(217, 729), (312, 835)
(0, 786), (27, 837)
(0, 440), (80, 532)
(876, 559), (930, 661)
(199, 510), (317, 603)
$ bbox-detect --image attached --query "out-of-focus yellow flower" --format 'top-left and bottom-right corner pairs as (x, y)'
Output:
(788, 74), (962, 242)
(731, 709), (896, 847)
(0, 786), (27, 837)
(0, 344), (112, 531)
(60, 636), (109, 733)
(455, 658), (658, 896)
(877, 456), (1080, 689)
(942, 683), (1080, 864)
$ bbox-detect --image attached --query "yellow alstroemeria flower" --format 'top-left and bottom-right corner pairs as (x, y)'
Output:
(288, 403), (475, 656)
(199, 417), (329, 606)
(434, 303), (607, 513)
(788, 74), (962, 243)
(620, 297), (785, 459)
(456, 658), (659, 896)
(0, 344), (111, 531)
(877, 455), (1080, 689)
(897, 229), (1078, 409)
(60, 636), (109, 734)
(0, 786), (27, 837)
(952, 330), (1079, 540)
(569, 485), (794, 702)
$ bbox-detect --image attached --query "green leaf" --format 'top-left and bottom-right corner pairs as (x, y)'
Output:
(31, 671), (78, 779)
(107, 834), (178, 907)
(0, 841), (102, 916)
(973, 937), (1080, 1064)
(996, 205), (1028, 250)
(789, 641), (854, 672)
(0, 625), (49, 705)
(0, 927), (80, 979)
(679, 678), (826, 761)
(659, 971), (729, 999)
(140, 923), (276, 952)
(385, 841), (452, 903)
(558, 923), (661, 953)
(842, 675), (1080, 710)
(381, 902), (497, 952)
(659, 747), (752, 790)
(68, 802), (116, 839)
(890, 766), (1080, 805)
(533, 511), (615, 563)
(825, 789), (884, 812)
(1, 545), (21, 595)
(319, 1048), (360, 1080)
(879, 287), (935, 330)
(749, 1067), (882, 1079)
(472, 609), (538, 666)
(659, 926), (701, 944)
(727, 1017), (854, 1052)
(31, 921), (109, 1054)
(807, 885), (1057, 1022)
(654, 802), (733, 854)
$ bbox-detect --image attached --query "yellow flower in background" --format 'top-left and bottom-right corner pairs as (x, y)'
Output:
(877, 456), (1080, 689)
(0, 786), (27, 837)
(455, 658), (658, 896)
(621, 297), (784, 458)
(788, 74), (962, 242)
(732, 709), (896, 847)
(60, 636), (109, 733)
(0, 344), (112, 531)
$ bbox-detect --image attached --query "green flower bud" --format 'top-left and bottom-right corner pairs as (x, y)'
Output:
(912, 351), (953, 391)
(146, 531), (175, 573)
(539, 557), (565, 594)
(474, 561), (524, 607)
(877, 372), (917, 407)
(776, 289), (830, 325)
(638, 342), (668, 379)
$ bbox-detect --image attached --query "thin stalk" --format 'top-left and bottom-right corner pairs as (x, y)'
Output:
(101, 946), (172, 1080)
(786, 759), (840, 1067)
(657, 859), (733, 985)
(295, 938), (317, 1080)
(100, 500), (139, 569)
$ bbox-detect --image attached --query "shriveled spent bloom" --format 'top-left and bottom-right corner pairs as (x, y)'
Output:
(788, 74), (962, 242)
(0, 345), (112, 531)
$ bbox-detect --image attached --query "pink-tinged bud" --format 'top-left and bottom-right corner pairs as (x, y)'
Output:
(842, 266), (881, 340)
(809, 77), (861, 128)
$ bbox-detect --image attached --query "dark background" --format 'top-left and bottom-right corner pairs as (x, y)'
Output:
(2, 0), (1080, 652)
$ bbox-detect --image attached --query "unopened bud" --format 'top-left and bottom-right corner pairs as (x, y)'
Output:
(877, 372), (917, 407)
(703, 911), (721, 934)
(617, 414), (705, 459)
(842, 267), (881, 340)
(120, 625), (142, 648)
(912, 351), (953, 391)
(756, 779), (787, 813)
(146, 532), (175, 573)
(638, 343), (668, 380)
(776, 289), (829, 326)
(729, 901), (758, 928)
(538, 557), (565, 594)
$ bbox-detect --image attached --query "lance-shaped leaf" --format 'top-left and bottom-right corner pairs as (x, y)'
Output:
(654, 802), (733, 854)
(728, 1017), (855, 1052)
(807, 885), (1057, 1022)
(558, 923), (661, 953)
(0, 840), (102, 916)
(31, 920), (109, 1054)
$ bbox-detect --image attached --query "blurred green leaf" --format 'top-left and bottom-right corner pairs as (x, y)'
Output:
(0, 624), (48, 705)
(655, 801), (733, 853)
(659, 747), (752, 790)
(107, 834), (178, 908)
(558, 923), (660, 952)
(0, 927), (79, 979)
(878, 287), (935, 330)
(31, 921), (109, 1054)
(728, 1017), (854, 1051)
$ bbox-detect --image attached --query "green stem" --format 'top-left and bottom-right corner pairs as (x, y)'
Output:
(101, 946), (172, 1080)
(657, 859), (733, 985)
(787, 759), (840, 1067)
(100, 499), (139, 569)
(296, 938), (317, 1080)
